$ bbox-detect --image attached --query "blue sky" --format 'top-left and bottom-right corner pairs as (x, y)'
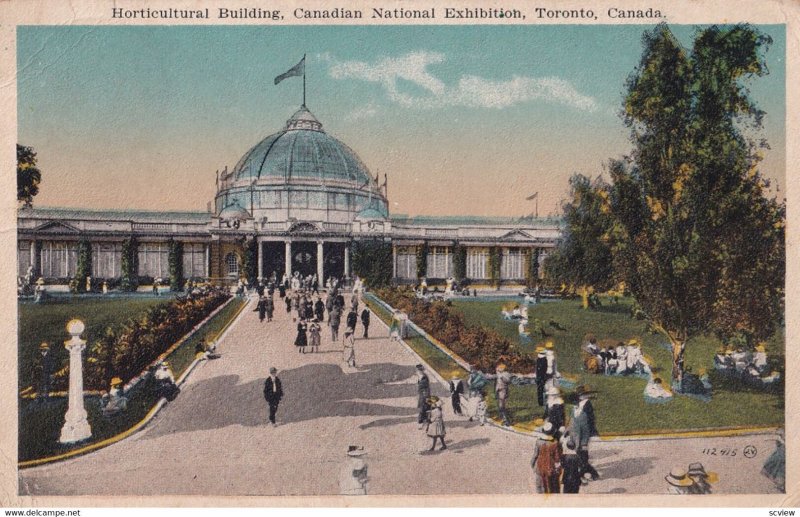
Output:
(17, 24), (785, 217)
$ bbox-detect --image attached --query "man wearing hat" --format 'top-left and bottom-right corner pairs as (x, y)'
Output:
(544, 342), (558, 388)
(263, 367), (283, 427)
(544, 385), (565, 430)
(448, 374), (464, 416)
(37, 342), (55, 401)
(665, 467), (695, 494)
(687, 462), (718, 494)
(416, 365), (431, 429)
(570, 385), (599, 481)
(494, 364), (513, 427)
(530, 420), (562, 494)
(533, 346), (548, 406)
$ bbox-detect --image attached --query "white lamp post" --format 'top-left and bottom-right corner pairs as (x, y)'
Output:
(59, 318), (92, 444)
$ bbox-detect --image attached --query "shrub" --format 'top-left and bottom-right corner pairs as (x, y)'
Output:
(168, 240), (184, 291)
(374, 288), (534, 372)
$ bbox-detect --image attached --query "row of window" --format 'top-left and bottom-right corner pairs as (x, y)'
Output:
(217, 190), (383, 213)
(18, 241), (207, 279)
(395, 246), (546, 280)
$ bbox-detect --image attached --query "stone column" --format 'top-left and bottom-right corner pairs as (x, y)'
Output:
(316, 240), (324, 286)
(392, 244), (397, 280)
(344, 242), (350, 280)
(59, 319), (92, 444)
(257, 238), (264, 281)
(205, 244), (210, 278)
(30, 240), (38, 269)
(285, 240), (292, 279)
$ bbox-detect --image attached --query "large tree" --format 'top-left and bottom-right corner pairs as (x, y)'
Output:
(608, 24), (784, 389)
(546, 173), (615, 309)
(17, 144), (41, 207)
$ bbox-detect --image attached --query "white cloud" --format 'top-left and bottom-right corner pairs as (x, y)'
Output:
(326, 51), (598, 112)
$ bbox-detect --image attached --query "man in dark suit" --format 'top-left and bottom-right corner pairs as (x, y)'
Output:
(346, 309), (358, 334)
(263, 367), (284, 427)
(571, 385), (600, 481)
(360, 308), (370, 339)
(534, 346), (547, 406)
(416, 364), (431, 428)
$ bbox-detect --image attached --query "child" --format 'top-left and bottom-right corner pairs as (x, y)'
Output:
(475, 391), (487, 426)
(309, 319), (321, 353)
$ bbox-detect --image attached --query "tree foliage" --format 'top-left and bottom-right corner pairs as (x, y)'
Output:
(240, 238), (258, 287)
(546, 173), (615, 308)
(17, 144), (41, 207)
(488, 247), (501, 287)
(608, 24), (784, 388)
(351, 239), (393, 288)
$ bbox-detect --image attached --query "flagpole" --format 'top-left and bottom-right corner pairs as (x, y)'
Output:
(303, 53), (306, 107)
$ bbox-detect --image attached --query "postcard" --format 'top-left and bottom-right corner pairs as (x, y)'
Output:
(0, 0), (797, 508)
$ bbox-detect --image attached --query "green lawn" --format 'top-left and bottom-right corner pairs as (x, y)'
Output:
(18, 296), (247, 463)
(18, 296), (175, 391)
(450, 296), (783, 433)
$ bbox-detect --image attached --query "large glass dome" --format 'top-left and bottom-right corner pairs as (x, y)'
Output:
(231, 107), (374, 185)
(214, 106), (389, 224)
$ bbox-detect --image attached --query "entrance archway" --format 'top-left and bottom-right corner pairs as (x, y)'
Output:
(324, 242), (345, 282)
(292, 241), (317, 278)
(261, 242), (285, 281)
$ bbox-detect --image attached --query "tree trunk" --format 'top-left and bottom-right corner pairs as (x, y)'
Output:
(670, 339), (686, 392)
(580, 286), (589, 309)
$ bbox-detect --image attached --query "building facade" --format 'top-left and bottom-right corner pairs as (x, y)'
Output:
(17, 106), (560, 287)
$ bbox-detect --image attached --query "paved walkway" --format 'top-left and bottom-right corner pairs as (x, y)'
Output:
(19, 294), (781, 496)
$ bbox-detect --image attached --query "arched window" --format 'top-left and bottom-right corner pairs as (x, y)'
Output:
(225, 252), (239, 277)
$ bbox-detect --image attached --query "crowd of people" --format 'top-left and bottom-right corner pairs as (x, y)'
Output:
(582, 336), (651, 377)
(714, 343), (781, 388)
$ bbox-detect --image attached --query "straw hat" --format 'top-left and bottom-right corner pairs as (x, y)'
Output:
(687, 462), (719, 484)
(627, 338), (640, 347)
(110, 377), (123, 387)
(544, 342), (555, 350)
(575, 385), (598, 398)
(36, 277), (45, 285)
(755, 344), (766, 353)
(535, 346), (546, 354)
(496, 364), (507, 371)
(665, 467), (694, 487)
(39, 342), (50, 350)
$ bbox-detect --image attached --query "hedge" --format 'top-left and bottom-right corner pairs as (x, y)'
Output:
(374, 287), (534, 372)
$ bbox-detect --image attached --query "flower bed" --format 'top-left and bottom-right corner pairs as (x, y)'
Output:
(39, 289), (232, 392)
(373, 287), (534, 372)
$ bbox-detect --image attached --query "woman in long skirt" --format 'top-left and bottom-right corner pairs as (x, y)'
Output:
(295, 320), (308, 353)
(426, 396), (446, 451)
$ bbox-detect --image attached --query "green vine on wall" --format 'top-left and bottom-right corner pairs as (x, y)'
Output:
(488, 246), (501, 287)
(416, 242), (428, 280)
(73, 239), (92, 293)
(168, 239), (184, 291)
(452, 243), (467, 281)
(120, 236), (139, 292)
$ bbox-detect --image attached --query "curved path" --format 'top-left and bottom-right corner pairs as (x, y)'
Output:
(19, 295), (780, 496)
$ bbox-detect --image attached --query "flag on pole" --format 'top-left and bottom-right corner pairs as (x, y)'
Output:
(526, 192), (539, 200)
(274, 56), (305, 85)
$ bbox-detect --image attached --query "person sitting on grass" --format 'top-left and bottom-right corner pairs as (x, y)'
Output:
(195, 338), (220, 361)
(680, 367), (710, 397)
(154, 361), (180, 401)
(102, 376), (128, 417)
(644, 376), (672, 402)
